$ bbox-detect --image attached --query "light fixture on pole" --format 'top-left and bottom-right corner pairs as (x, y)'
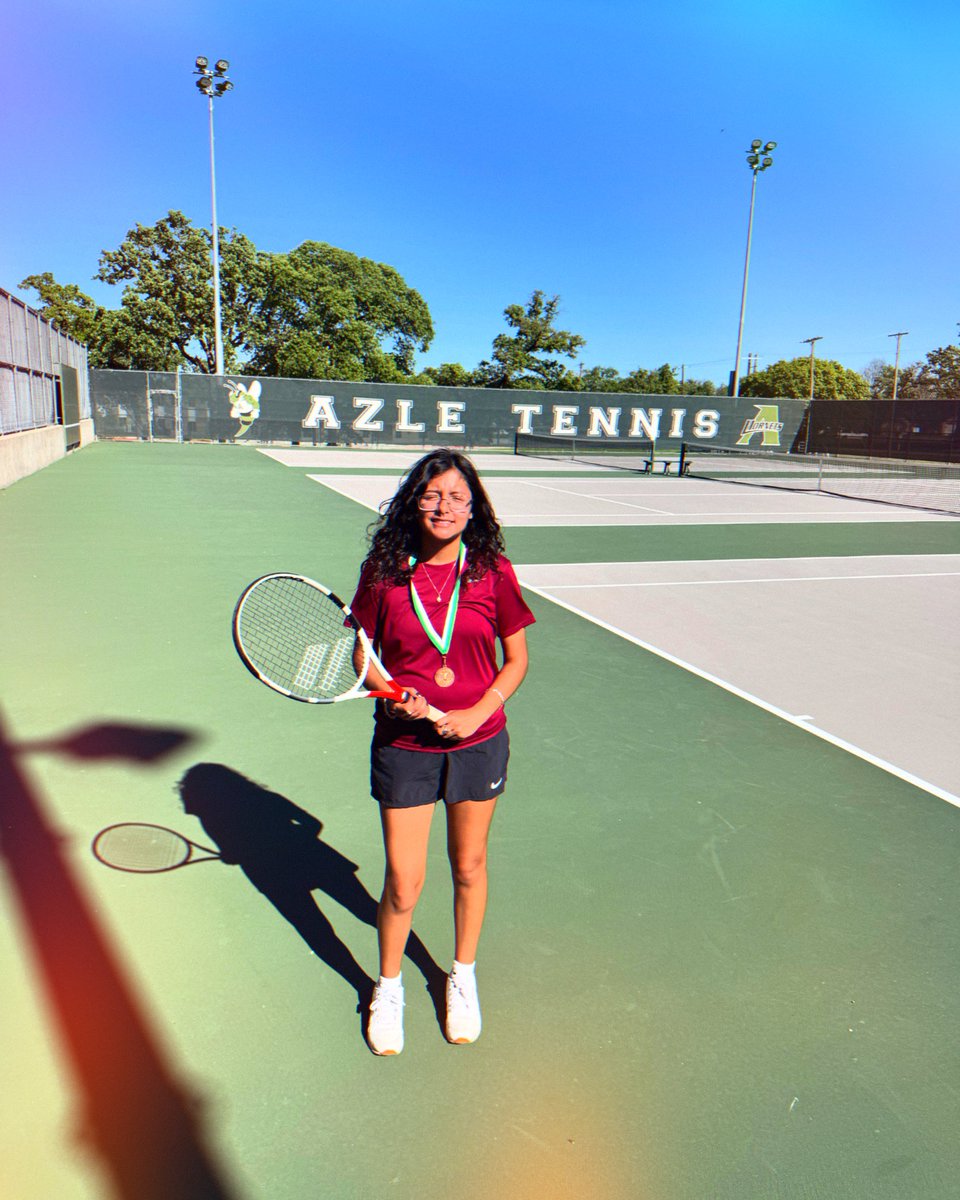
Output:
(732, 140), (777, 398)
(888, 331), (908, 401)
(801, 335), (823, 453)
(194, 56), (233, 376)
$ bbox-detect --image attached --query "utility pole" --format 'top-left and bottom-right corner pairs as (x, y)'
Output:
(888, 331), (908, 402)
(801, 336), (823, 453)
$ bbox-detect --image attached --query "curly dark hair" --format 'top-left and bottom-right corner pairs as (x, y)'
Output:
(363, 449), (505, 585)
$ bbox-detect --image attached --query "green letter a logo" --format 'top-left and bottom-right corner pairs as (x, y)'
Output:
(736, 404), (784, 447)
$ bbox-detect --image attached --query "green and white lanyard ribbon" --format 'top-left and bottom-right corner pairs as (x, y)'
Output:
(409, 542), (467, 680)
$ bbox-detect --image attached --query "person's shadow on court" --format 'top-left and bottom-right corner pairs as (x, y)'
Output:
(177, 763), (446, 1024)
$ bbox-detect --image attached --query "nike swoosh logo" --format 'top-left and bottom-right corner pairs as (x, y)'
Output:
(490, 778), (503, 789)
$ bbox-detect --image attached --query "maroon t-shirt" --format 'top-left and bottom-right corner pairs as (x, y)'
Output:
(350, 554), (535, 752)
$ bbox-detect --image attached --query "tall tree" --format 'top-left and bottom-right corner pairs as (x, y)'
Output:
(95, 210), (260, 372)
(738, 356), (869, 399)
(476, 291), (586, 388)
(245, 242), (434, 381)
(22, 215), (434, 379)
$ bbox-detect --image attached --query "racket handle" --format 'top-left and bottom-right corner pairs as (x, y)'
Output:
(400, 692), (446, 722)
(388, 691), (446, 722)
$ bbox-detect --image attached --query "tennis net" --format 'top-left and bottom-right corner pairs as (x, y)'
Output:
(677, 443), (960, 516)
(514, 432), (681, 473)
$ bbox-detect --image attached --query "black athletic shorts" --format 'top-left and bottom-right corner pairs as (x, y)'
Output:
(371, 728), (509, 809)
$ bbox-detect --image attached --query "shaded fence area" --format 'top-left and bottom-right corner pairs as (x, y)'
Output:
(804, 398), (960, 463)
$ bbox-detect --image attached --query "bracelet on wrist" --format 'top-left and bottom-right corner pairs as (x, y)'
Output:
(487, 687), (506, 709)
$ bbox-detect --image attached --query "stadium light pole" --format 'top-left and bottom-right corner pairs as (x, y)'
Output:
(194, 56), (233, 377)
(732, 139), (777, 398)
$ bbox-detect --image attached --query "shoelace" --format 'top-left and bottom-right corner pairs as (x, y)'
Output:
(447, 978), (476, 1008)
(371, 988), (403, 1018)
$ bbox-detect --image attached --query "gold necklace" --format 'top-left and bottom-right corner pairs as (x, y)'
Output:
(419, 559), (458, 603)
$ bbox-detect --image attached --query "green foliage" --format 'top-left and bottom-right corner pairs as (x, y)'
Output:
(245, 242), (434, 381)
(23, 214), (433, 380)
(738, 356), (869, 399)
(417, 362), (477, 387)
(19, 271), (176, 370)
(576, 363), (720, 395)
(915, 334), (960, 396)
(475, 291), (586, 388)
(863, 357), (924, 399)
(18, 273), (100, 345)
(95, 210), (261, 372)
(578, 365), (622, 392)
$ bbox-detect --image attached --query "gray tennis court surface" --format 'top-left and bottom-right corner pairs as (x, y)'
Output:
(516, 555), (960, 803)
(305, 470), (953, 525)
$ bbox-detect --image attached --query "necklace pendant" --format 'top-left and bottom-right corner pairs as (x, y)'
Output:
(434, 664), (456, 687)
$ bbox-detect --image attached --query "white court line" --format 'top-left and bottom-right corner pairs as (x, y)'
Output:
(518, 580), (960, 811)
(505, 513), (937, 525)
(520, 554), (960, 568)
(583, 495), (677, 515)
(512, 478), (674, 515)
(544, 571), (960, 589)
(306, 475), (950, 525)
(308, 475), (392, 510)
(510, 477), (892, 519)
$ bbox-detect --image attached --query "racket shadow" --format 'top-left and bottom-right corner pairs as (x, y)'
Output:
(177, 764), (446, 1024)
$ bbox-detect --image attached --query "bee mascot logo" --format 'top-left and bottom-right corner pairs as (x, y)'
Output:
(224, 379), (262, 439)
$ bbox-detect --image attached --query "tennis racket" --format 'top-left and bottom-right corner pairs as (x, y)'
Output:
(232, 573), (445, 719)
(92, 824), (221, 873)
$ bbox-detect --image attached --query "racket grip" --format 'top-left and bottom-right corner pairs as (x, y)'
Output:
(390, 691), (446, 721)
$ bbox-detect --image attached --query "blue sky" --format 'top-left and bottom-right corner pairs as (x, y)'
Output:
(3, 0), (957, 386)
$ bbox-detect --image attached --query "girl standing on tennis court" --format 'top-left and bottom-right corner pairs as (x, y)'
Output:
(350, 448), (534, 1055)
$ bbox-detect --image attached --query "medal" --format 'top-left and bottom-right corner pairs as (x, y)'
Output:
(409, 544), (467, 689)
(434, 662), (455, 687)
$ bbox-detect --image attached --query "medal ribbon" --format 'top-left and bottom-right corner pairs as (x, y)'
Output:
(408, 543), (467, 657)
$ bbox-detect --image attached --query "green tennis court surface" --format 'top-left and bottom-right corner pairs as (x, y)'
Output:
(2, 441), (959, 1199)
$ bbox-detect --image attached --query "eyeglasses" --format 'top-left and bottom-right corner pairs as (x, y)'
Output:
(417, 491), (472, 514)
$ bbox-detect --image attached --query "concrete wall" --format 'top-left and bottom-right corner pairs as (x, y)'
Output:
(0, 419), (94, 489)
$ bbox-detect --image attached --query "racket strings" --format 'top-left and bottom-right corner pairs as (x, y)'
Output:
(94, 825), (193, 871)
(237, 577), (365, 700)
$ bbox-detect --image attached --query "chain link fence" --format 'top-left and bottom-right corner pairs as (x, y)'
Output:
(0, 287), (90, 436)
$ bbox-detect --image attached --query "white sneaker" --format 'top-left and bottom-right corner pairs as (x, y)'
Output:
(367, 982), (404, 1055)
(445, 970), (482, 1044)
